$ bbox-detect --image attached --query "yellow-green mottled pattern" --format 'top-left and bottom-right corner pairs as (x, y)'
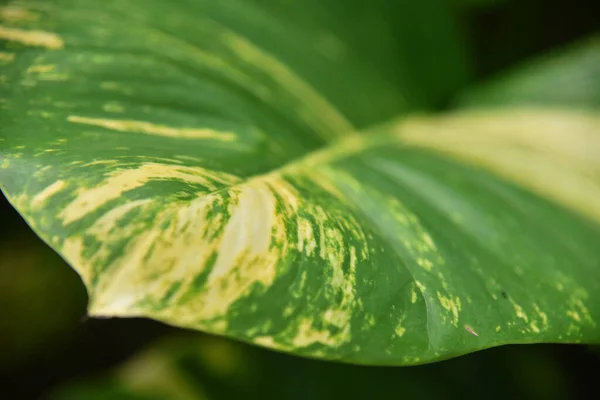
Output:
(3, 105), (600, 364)
(1, 0), (600, 366)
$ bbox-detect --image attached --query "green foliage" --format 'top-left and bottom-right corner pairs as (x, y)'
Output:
(456, 36), (600, 109)
(1, 0), (599, 370)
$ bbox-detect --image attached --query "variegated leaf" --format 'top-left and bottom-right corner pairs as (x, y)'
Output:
(1, 0), (599, 365)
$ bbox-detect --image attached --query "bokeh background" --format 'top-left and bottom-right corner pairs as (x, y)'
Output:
(1, 0), (599, 398)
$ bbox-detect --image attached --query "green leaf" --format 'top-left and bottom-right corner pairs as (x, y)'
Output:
(2, 104), (599, 364)
(0, 0), (469, 129)
(1, 0), (599, 365)
(455, 35), (600, 109)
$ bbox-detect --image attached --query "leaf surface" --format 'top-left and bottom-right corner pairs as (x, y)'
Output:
(1, 0), (600, 365)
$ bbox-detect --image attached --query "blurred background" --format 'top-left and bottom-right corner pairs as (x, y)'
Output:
(1, 0), (599, 398)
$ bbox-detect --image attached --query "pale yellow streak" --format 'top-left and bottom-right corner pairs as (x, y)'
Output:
(398, 108), (600, 223)
(253, 336), (279, 349)
(56, 128), (377, 343)
(284, 200), (362, 348)
(61, 237), (91, 283)
(67, 14), (352, 141)
(395, 325), (406, 337)
(27, 64), (54, 73)
(437, 292), (461, 327)
(59, 162), (240, 224)
(88, 228), (164, 314)
(207, 184), (277, 282)
(67, 116), (237, 142)
(31, 180), (66, 208)
(82, 169), (366, 346)
(223, 32), (354, 139)
(297, 217), (316, 256)
(411, 285), (418, 304)
(291, 318), (344, 348)
(0, 51), (15, 63)
(87, 199), (153, 238)
(395, 314), (407, 337)
(62, 201), (155, 293)
(83, 160), (118, 167)
(0, 25), (63, 49)
(0, 6), (39, 23)
(86, 176), (297, 324)
(512, 302), (529, 322)
(567, 311), (581, 322)
(198, 178), (291, 319)
(533, 303), (549, 329)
